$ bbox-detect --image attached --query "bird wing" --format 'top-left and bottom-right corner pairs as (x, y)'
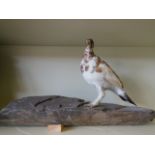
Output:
(99, 59), (124, 88)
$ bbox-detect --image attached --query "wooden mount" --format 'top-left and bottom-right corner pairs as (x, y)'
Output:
(48, 124), (64, 133)
(0, 96), (155, 127)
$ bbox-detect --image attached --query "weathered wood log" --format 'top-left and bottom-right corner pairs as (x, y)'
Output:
(0, 95), (155, 126)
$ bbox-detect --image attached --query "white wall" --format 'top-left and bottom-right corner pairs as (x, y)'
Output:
(0, 46), (155, 109)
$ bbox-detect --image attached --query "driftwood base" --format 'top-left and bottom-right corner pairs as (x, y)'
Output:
(0, 95), (155, 126)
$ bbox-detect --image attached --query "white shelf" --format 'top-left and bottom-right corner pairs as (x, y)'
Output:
(0, 122), (155, 135)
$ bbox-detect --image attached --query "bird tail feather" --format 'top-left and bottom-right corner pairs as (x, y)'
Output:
(115, 88), (136, 106)
(119, 93), (136, 105)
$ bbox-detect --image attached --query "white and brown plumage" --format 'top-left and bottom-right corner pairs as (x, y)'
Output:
(80, 39), (136, 107)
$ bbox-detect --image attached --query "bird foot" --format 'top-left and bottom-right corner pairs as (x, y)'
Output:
(78, 101), (99, 108)
(77, 101), (89, 107)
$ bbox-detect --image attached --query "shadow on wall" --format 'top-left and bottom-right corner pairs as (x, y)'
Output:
(0, 50), (19, 109)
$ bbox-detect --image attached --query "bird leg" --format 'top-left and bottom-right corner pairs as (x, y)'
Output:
(85, 86), (105, 107)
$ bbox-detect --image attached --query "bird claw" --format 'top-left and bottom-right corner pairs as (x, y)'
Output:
(77, 101), (89, 107)
(78, 102), (99, 108)
(83, 103), (94, 108)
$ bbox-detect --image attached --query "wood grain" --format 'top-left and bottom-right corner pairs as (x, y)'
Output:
(0, 96), (154, 126)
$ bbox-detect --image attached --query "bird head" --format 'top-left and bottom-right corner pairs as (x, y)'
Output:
(84, 39), (95, 57)
(84, 38), (94, 53)
(85, 39), (94, 48)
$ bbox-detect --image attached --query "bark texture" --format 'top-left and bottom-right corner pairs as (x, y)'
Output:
(0, 95), (155, 126)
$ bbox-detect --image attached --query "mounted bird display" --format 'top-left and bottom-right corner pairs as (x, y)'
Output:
(80, 39), (136, 107)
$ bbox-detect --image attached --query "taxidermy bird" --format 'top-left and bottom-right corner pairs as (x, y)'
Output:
(80, 39), (136, 107)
